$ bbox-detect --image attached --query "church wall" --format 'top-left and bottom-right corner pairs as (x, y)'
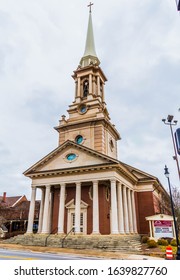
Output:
(94, 125), (105, 154)
(136, 191), (155, 234)
(81, 185), (93, 234)
(99, 184), (110, 234)
(58, 123), (95, 151)
(51, 184), (110, 235)
(134, 191), (140, 234)
(106, 129), (117, 159)
(51, 188), (60, 233)
(59, 132), (65, 145)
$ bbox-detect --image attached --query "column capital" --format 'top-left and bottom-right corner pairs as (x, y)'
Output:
(92, 180), (98, 185)
(31, 185), (36, 190)
(60, 183), (66, 188)
(76, 182), (81, 187)
(45, 184), (51, 189)
(110, 179), (116, 184)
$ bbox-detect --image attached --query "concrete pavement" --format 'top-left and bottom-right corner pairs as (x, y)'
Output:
(0, 242), (164, 260)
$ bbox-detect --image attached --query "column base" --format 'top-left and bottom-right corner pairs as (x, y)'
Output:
(110, 231), (119, 235)
(119, 231), (125, 234)
(25, 232), (33, 235)
(91, 232), (101, 235)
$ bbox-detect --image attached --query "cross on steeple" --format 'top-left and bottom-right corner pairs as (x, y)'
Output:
(88, 2), (94, 13)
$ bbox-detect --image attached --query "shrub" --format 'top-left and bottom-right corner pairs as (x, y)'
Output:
(170, 239), (177, 246)
(157, 239), (168, 246)
(141, 236), (149, 243)
(162, 237), (172, 244)
(147, 239), (158, 248)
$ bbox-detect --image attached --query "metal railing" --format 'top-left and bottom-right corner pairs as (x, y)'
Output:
(61, 227), (75, 248)
(44, 227), (58, 247)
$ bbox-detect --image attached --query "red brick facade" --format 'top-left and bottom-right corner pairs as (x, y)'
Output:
(51, 183), (112, 235)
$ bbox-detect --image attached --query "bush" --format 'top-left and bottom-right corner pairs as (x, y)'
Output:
(141, 236), (149, 243)
(162, 237), (172, 244)
(157, 239), (168, 246)
(147, 239), (158, 248)
(170, 239), (177, 246)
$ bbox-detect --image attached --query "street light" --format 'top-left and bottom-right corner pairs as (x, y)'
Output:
(162, 115), (180, 181)
(164, 165), (180, 260)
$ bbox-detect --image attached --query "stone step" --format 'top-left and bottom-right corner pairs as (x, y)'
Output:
(3, 234), (142, 252)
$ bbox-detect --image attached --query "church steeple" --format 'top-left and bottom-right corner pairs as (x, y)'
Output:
(55, 4), (120, 159)
(80, 6), (100, 67)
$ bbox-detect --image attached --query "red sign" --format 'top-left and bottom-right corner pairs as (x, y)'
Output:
(154, 220), (172, 227)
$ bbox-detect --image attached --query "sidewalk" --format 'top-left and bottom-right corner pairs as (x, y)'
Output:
(0, 243), (163, 260)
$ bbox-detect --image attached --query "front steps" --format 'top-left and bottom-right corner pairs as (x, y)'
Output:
(2, 234), (142, 252)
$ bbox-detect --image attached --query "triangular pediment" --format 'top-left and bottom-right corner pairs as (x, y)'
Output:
(24, 140), (119, 175)
(65, 199), (88, 209)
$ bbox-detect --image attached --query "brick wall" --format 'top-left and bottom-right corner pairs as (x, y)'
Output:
(51, 184), (110, 234)
(136, 191), (154, 234)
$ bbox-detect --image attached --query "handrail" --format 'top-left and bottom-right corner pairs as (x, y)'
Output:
(44, 227), (58, 247)
(61, 227), (75, 248)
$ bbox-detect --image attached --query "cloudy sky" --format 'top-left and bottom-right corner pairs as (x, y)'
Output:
(0, 0), (180, 199)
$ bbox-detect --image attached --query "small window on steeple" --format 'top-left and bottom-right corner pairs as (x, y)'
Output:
(83, 80), (89, 98)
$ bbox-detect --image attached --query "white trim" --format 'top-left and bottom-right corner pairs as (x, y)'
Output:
(66, 200), (88, 234)
(11, 196), (24, 207)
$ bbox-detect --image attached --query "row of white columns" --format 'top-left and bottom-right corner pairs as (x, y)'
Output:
(26, 180), (137, 235)
(111, 181), (137, 234)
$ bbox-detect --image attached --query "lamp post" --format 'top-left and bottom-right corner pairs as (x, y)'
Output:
(162, 115), (180, 181)
(164, 165), (180, 260)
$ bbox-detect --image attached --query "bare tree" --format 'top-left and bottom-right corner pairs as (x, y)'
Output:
(171, 185), (180, 231)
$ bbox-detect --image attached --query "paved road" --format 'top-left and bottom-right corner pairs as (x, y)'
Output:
(0, 248), (99, 260)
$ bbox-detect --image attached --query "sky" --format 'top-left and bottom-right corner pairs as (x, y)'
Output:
(0, 0), (180, 200)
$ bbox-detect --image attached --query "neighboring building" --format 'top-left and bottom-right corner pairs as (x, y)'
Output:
(0, 192), (40, 238)
(24, 8), (170, 237)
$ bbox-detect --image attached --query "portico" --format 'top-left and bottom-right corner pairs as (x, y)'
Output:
(26, 172), (138, 236)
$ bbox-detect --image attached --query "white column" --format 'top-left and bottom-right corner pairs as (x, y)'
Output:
(75, 182), (81, 234)
(41, 185), (51, 234)
(38, 188), (45, 233)
(92, 180), (99, 234)
(149, 221), (153, 238)
(127, 188), (134, 233)
(26, 186), (36, 233)
(110, 179), (119, 234)
(123, 185), (130, 233)
(48, 191), (53, 233)
(58, 184), (66, 234)
(131, 190), (138, 233)
(117, 182), (125, 234)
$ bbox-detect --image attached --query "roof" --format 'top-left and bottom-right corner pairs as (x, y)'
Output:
(0, 195), (27, 207)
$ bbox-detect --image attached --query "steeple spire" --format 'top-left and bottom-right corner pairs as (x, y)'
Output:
(80, 4), (100, 67)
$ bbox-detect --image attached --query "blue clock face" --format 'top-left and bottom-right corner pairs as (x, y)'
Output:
(75, 135), (83, 144)
(66, 153), (77, 161)
(80, 105), (87, 114)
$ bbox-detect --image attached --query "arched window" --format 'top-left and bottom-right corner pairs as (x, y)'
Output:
(83, 80), (89, 97)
